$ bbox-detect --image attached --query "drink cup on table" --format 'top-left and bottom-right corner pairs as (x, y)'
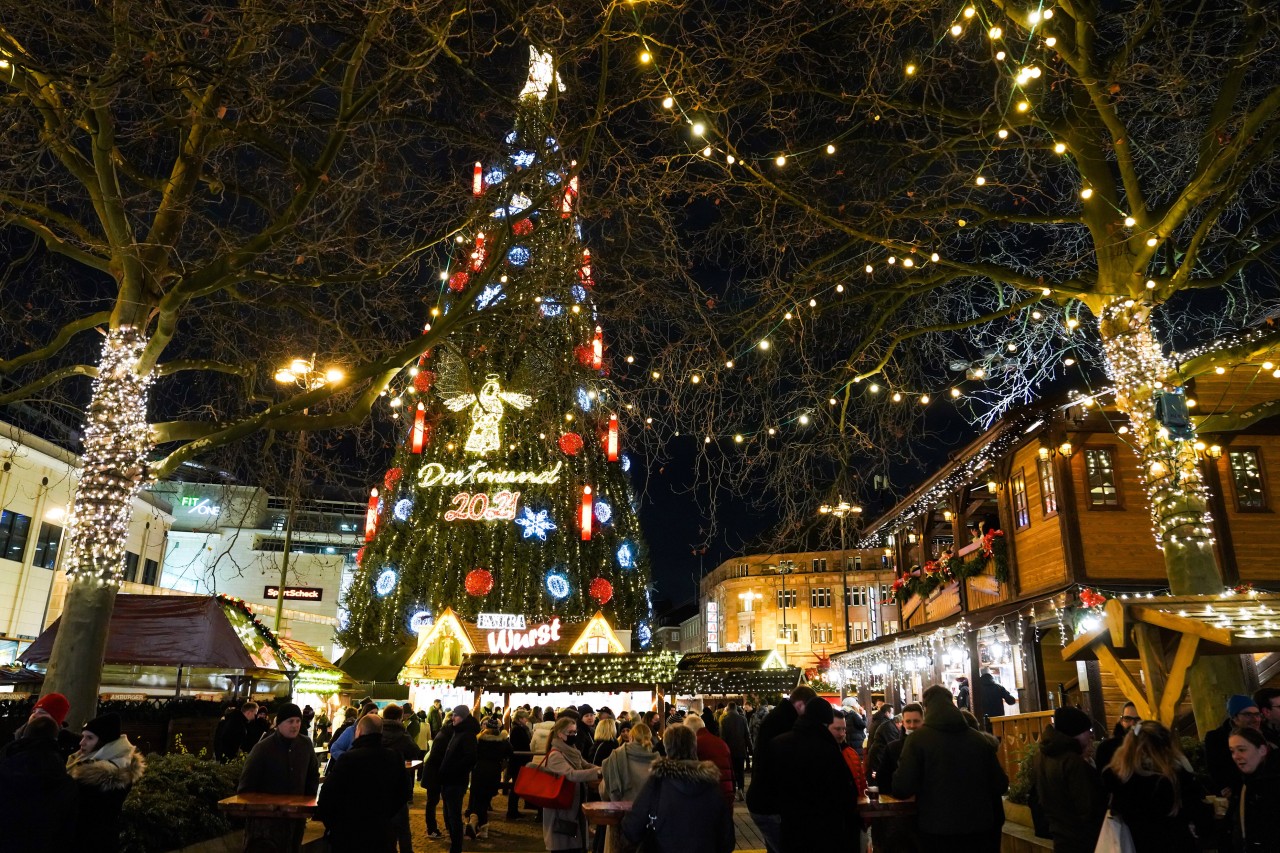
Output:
(866, 786), (879, 802)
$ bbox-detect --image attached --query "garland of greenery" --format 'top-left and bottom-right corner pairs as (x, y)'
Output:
(891, 531), (1008, 606)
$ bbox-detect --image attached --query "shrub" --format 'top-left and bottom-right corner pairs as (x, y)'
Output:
(119, 750), (243, 853)
(1005, 740), (1040, 805)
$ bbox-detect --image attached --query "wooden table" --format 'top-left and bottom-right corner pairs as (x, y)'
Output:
(218, 793), (318, 853)
(583, 800), (633, 827)
(859, 794), (916, 819)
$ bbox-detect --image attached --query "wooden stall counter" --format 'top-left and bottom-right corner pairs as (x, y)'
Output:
(583, 800), (633, 827)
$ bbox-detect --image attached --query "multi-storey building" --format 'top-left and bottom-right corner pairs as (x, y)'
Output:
(698, 549), (899, 668)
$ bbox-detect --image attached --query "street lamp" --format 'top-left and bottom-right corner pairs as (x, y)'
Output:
(820, 497), (863, 653)
(272, 354), (343, 633)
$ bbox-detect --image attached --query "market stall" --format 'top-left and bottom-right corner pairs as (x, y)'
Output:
(670, 650), (802, 700)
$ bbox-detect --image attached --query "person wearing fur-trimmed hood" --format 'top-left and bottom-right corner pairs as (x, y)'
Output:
(622, 724), (734, 853)
(67, 713), (145, 853)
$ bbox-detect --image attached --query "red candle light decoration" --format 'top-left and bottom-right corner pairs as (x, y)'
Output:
(592, 326), (603, 370)
(607, 414), (619, 462)
(411, 403), (427, 454)
(473, 161), (483, 196)
(580, 486), (593, 540)
(365, 488), (379, 541)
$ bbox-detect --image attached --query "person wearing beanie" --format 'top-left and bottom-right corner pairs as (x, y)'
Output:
(439, 704), (480, 853)
(9, 693), (81, 759)
(238, 699), (319, 851)
(68, 713), (145, 853)
(0, 714), (78, 851)
(1205, 694), (1263, 798)
(1032, 706), (1106, 853)
(893, 684), (1008, 851)
(574, 705), (596, 758)
(764, 698), (859, 849)
(466, 715), (512, 839)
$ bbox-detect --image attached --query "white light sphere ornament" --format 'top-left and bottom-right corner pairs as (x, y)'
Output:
(375, 568), (398, 597)
(546, 571), (571, 600)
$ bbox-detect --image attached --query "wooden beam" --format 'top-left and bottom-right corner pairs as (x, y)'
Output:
(1129, 606), (1237, 647)
(1105, 598), (1128, 650)
(1093, 643), (1154, 720)
(1061, 624), (1107, 661)
(1157, 633), (1200, 726)
(1131, 623), (1169, 716)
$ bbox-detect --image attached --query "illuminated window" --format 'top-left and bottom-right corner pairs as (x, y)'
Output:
(777, 623), (798, 642)
(1085, 448), (1121, 507)
(812, 624), (833, 643)
(776, 589), (797, 608)
(586, 636), (611, 653)
(1229, 450), (1267, 511)
(1011, 470), (1030, 529)
(811, 587), (832, 607)
(1038, 457), (1058, 516)
(0, 510), (31, 563)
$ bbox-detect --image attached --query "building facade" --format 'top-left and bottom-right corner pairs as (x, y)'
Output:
(0, 421), (171, 664)
(699, 549), (900, 670)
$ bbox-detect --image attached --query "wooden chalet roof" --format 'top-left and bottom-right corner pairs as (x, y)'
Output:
(672, 650), (802, 695)
(454, 652), (680, 693)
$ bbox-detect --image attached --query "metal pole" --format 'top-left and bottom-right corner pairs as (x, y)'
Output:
(274, 425), (307, 634)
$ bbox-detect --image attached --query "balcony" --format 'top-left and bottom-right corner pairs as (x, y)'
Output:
(956, 539), (1011, 611)
(901, 580), (961, 629)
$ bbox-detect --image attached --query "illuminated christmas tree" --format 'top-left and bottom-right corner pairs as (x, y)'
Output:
(338, 48), (652, 647)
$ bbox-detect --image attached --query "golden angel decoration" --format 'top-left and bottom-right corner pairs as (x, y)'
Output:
(442, 374), (533, 455)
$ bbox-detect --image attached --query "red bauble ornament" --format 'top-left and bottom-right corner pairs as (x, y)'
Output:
(558, 433), (584, 455)
(448, 271), (470, 292)
(574, 344), (593, 367)
(356, 546), (366, 565)
(383, 467), (403, 491)
(465, 568), (494, 596)
(513, 218), (534, 236)
(589, 577), (614, 605)
(413, 370), (436, 393)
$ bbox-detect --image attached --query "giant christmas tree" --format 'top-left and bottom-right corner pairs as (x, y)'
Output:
(338, 49), (652, 647)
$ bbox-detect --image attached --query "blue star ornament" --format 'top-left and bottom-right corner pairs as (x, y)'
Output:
(515, 507), (557, 540)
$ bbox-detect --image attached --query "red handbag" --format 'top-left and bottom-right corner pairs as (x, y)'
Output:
(514, 757), (575, 809)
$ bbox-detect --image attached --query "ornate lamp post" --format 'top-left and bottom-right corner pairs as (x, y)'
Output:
(820, 497), (862, 653)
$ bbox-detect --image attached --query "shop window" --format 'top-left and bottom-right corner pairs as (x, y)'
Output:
(848, 621), (869, 642)
(0, 510), (31, 563)
(142, 558), (160, 585)
(122, 551), (140, 583)
(1085, 448), (1121, 507)
(1011, 470), (1030, 529)
(811, 557), (827, 572)
(812, 624), (833, 644)
(778, 624), (797, 642)
(776, 589), (797, 608)
(1228, 450), (1267, 511)
(846, 586), (867, 607)
(31, 522), (62, 569)
(1038, 457), (1058, 516)
(811, 587), (832, 607)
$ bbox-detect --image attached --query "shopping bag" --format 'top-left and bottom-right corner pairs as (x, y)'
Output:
(514, 759), (575, 809)
(1094, 810), (1136, 853)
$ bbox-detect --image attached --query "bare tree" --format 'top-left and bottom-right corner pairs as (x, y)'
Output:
(604, 0), (1280, 729)
(0, 0), (622, 724)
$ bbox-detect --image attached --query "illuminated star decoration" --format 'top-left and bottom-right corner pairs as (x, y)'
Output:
(515, 507), (557, 540)
(375, 568), (398, 597)
(475, 284), (506, 310)
(545, 570), (571, 600)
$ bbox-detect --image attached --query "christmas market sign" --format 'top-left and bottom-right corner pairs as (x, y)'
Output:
(486, 615), (562, 654)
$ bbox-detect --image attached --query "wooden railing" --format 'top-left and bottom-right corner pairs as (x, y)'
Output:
(990, 710), (1053, 779)
(902, 581), (962, 629)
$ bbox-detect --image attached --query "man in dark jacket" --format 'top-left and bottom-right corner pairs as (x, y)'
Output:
(8, 693), (81, 760)
(506, 709), (533, 819)
(237, 703), (319, 851)
(701, 701), (721, 738)
(439, 705), (480, 853)
(866, 701), (893, 745)
(977, 669), (1017, 728)
(317, 715), (410, 852)
(381, 704), (424, 853)
(427, 699), (444, 738)
(893, 685), (1008, 851)
(0, 714), (78, 852)
(770, 699), (860, 851)
(213, 702), (256, 763)
(745, 685), (817, 853)
(1206, 694), (1263, 797)
(870, 702), (922, 853)
(866, 708), (903, 783)
(1094, 701), (1138, 771)
(1032, 707), (1106, 853)
(720, 703), (751, 799)
(422, 718), (453, 839)
(244, 703), (272, 752)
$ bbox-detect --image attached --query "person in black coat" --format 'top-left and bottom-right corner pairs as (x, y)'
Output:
(769, 699), (860, 851)
(0, 715), (78, 853)
(506, 710), (534, 819)
(720, 703), (752, 797)
(842, 702), (867, 756)
(67, 714), (146, 853)
(467, 716), (512, 838)
(893, 685), (1008, 851)
(380, 704), (423, 853)
(701, 702), (721, 738)
(1227, 727), (1280, 851)
(1031, 708), (1106, 853)
(745, 685), (818, 852)
(977, 670), (1017, 727)
(1094, 701), (1139, 772)
(622, 724), (734, 853)
(214, 702), (256, 762)
(956, 677), (971, 711)
(237, 704), (320, 852)
(439, 706), (480, 853)
(421, 717), (453, 838)
(317, 715), (411, 853)
(1103, 719), (1210, 853)
(244, 704), (271, 753)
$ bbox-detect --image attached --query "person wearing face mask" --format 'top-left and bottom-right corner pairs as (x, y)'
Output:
(1227, 727), (1280, 851)
(237, 703), (320, 851)
(541, 716), (602, 852)
(869, 703), (922, 853)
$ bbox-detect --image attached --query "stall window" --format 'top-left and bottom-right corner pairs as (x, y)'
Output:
(1085, 448), (1121, 507)
(0, 510), (31, 563)
(1011, 470), (1030, 529)
(31, 522), (62, 569)
(1228, 450), (1268, 511)
(1038, 457), (1058, 516)
(812, 624), (833, 644)
(811, 587), (832, 608)
(776, 589), (797, 608)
